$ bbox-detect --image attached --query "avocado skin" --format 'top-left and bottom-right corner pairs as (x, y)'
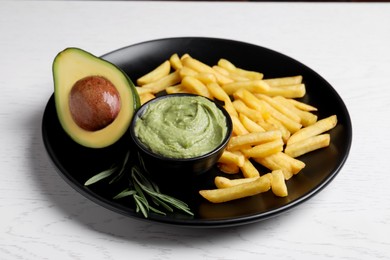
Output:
(53, 47), (140, 149)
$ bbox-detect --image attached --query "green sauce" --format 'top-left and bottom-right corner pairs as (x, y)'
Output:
(134, 95), (228, 159)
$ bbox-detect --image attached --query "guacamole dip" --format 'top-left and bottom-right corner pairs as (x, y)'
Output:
(134, 95), (228, 159)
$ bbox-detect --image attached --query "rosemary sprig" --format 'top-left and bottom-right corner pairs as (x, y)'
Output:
(84, 166), (117, 186)
(84, 151), (194, 218)
(109, 151), (130, 184)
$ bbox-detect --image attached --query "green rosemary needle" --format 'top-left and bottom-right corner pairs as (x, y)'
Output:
(84, 166), (117, 186)
(84, 151), (194, 218)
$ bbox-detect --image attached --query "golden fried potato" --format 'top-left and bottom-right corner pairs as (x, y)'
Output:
(199, 176), (271, 203)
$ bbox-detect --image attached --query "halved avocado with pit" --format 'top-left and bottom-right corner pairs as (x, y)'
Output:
(53, 48), (140, 148)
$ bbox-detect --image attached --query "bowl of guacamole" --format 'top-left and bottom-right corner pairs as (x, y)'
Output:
(130, 93), (232, 187)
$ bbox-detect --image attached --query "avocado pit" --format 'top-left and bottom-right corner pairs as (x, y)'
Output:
(69, 76), (121, 131)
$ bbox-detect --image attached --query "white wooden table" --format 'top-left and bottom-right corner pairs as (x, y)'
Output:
(1, 1), (389, 259)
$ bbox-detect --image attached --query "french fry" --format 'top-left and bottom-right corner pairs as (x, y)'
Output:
(179, 66), (198, 78)
(287, 98), (318, 112)
(214, 176), (259, 189)
(271, 170), (288, 197)
(205, 82), (230, 102)
(242, 139), (284, 158)
(233, 68), (263, 81)
(217, 59), (263, 80)
(263, 116), (291, 143)
(273, 96), (318, 127)
(224, 101), (239, 118)
(199, 175), (271, 203)
(261, 172), (273, 182)
(135, 86), (153, 95)
(195, 73), (217, 85)
(218, 163), (240, 174)
(137, 60), (171, 86)
(204, 82), (238, 117)
(255, 152), (305, 180)
(231, 115), (249, 136)
(239, 114), (266, 133)
(141, 70), (181, 93)
(227, 72), (251, 82)
(227, 130), (282, 151)
(217, 58), (236, 71)
(257, 94), (301, 123)
(233, 89), (270, 119)
(259, 98), (302, 134)
(212, 65), (229, 76)
(287, 115), (337, 145)
(180, 53), (191, 60)
(165, 84), (190, 94)
(222, 80), (270, 95)
(254, 155), (293, 180)
(285, 134), (330, 158)
(265, 84), (306, 98)
(169, 53), (182, 70)
(181, 56), (233, 85)
(263, 75), (302, 87)
(213, 65), (250, 82)
(240, 158), (260, 178)
(218, 150), (245, 167)
(232, 100), (264, 123)
(139, 92), (155, 105)
(275, 152), (306, 176)
(181, 76), (212, 99)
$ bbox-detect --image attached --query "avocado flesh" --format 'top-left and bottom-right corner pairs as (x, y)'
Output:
(53, 47), (140, 148)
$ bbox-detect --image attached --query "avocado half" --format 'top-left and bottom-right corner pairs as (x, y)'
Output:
(53, 48), (140, 148)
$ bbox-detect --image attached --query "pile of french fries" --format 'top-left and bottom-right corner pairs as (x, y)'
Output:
(135, 53), (338, 204)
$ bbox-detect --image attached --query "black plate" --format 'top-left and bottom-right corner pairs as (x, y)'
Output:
(42, 37), (352, 227)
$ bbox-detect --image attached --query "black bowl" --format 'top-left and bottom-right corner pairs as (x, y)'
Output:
(129, 93), (233, 190)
